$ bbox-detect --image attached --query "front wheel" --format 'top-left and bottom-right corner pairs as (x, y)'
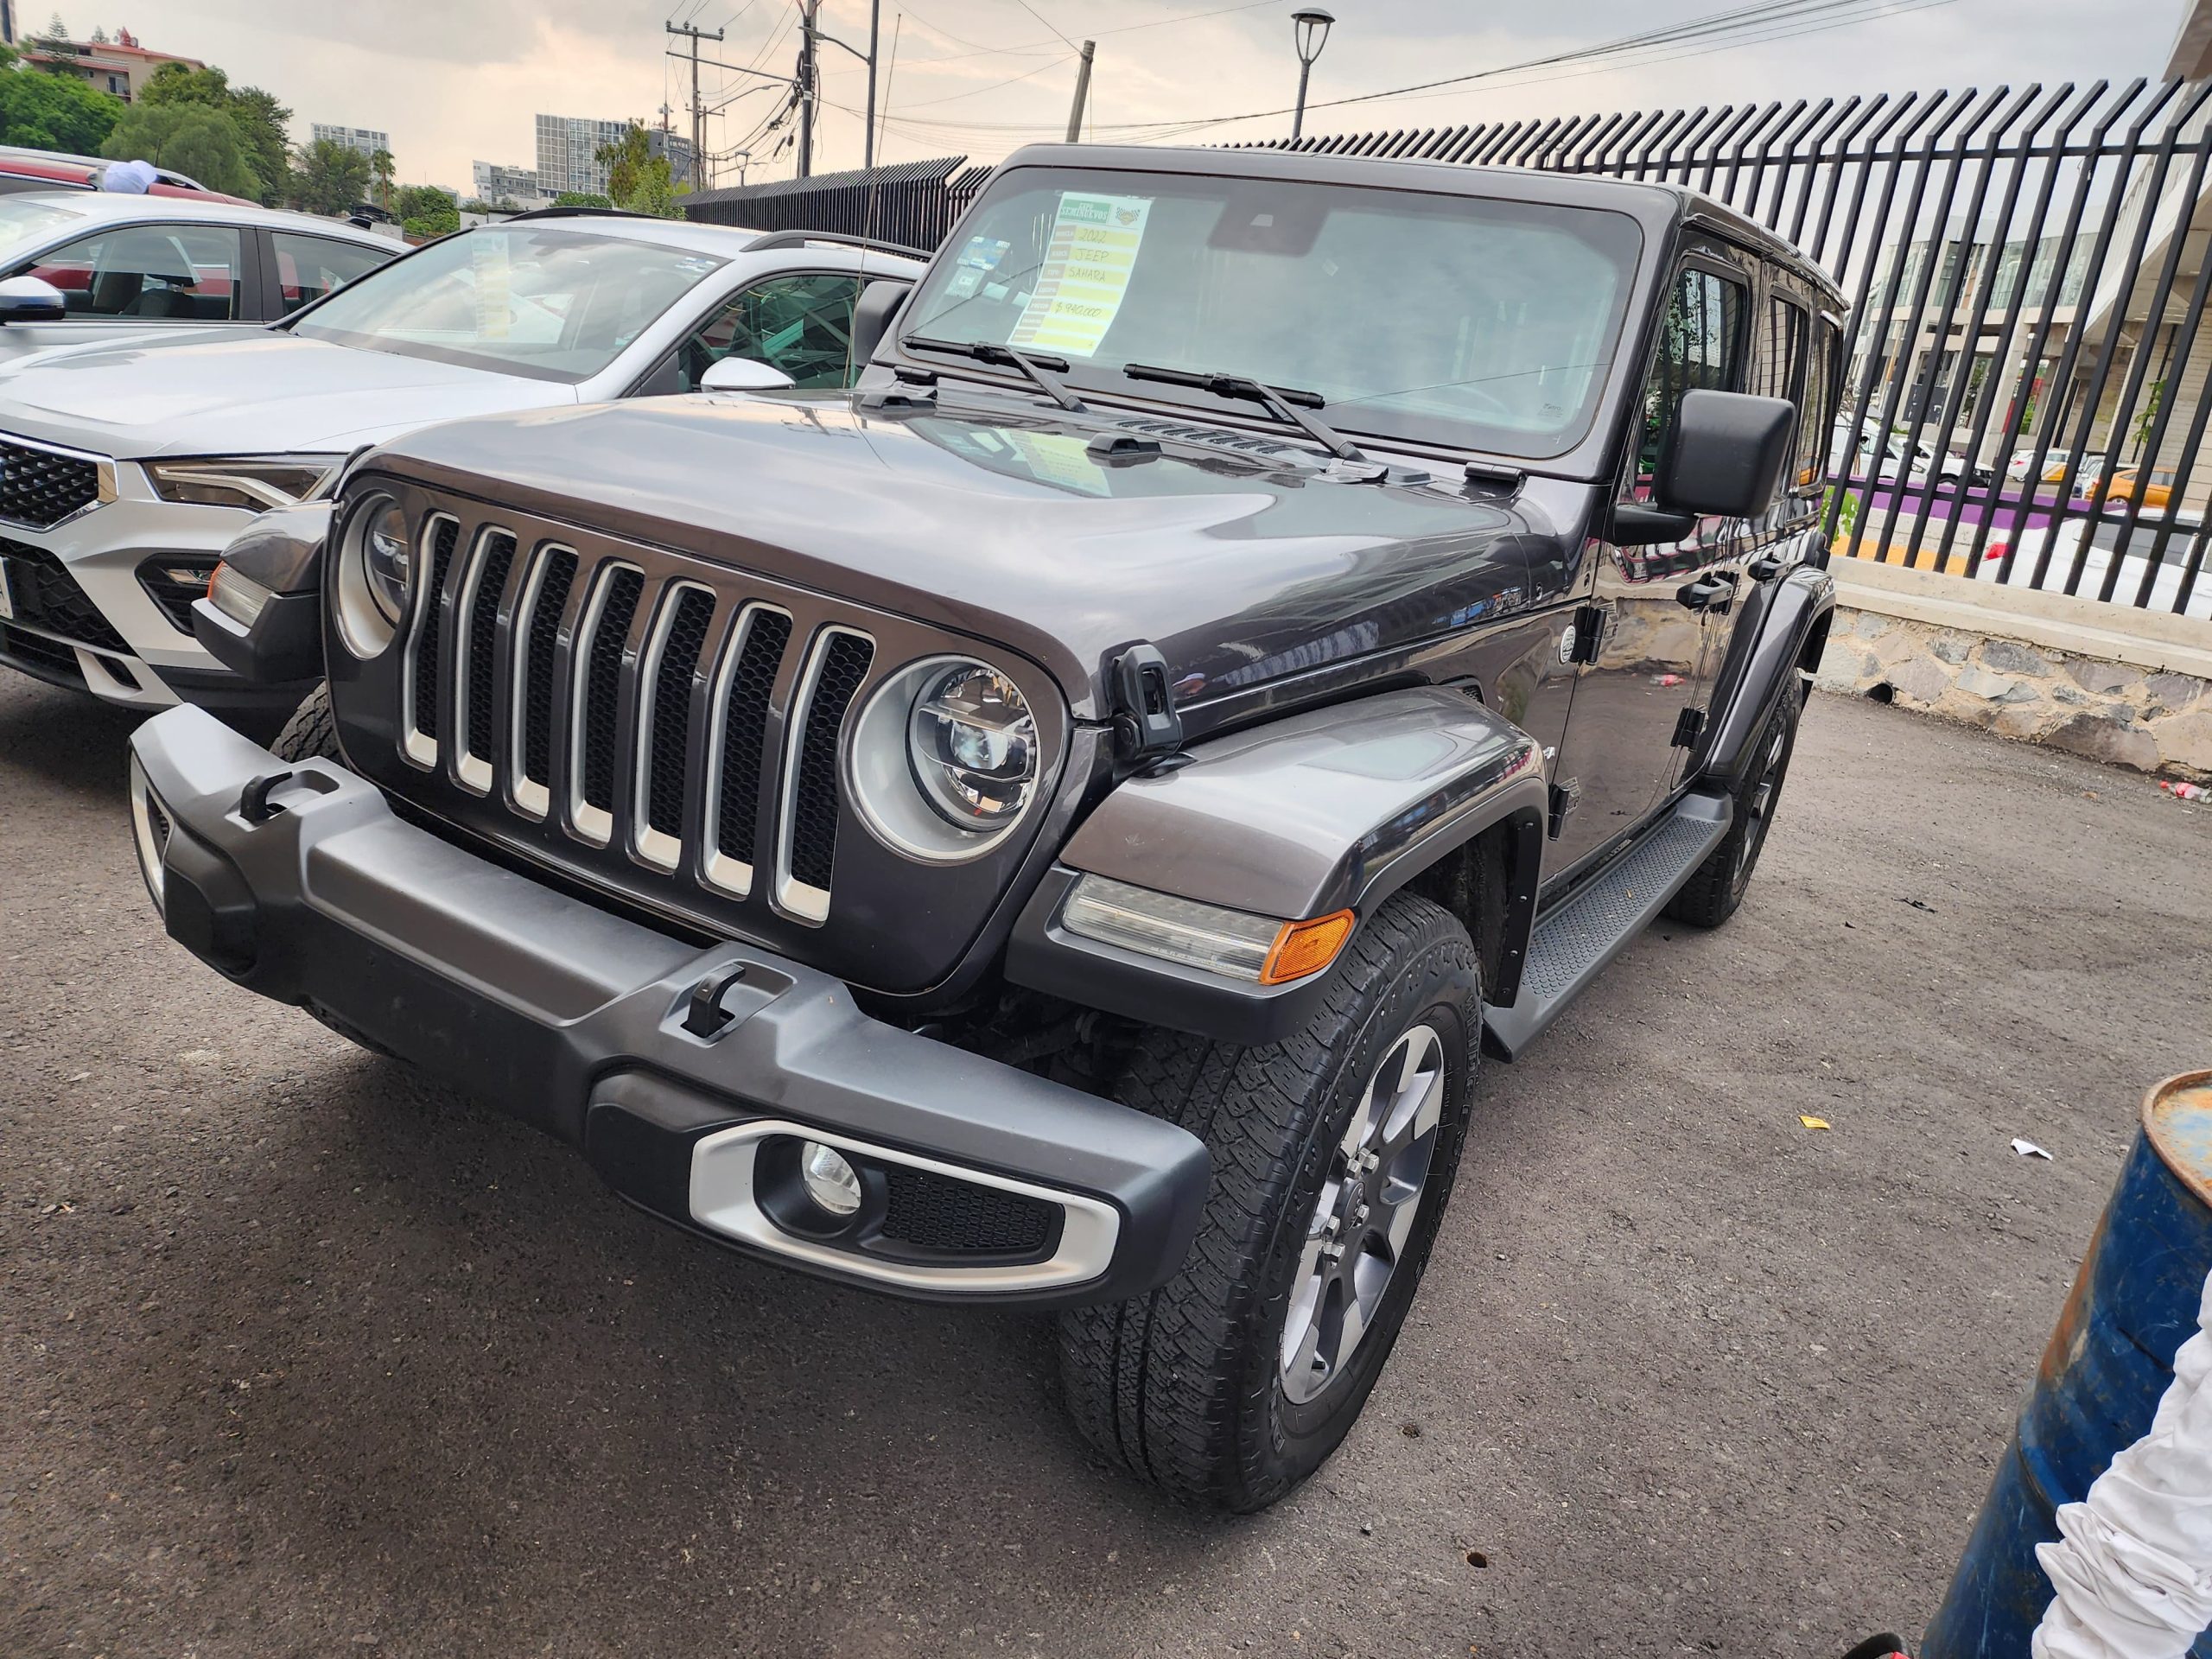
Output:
(1058, 892), (1480, 1512)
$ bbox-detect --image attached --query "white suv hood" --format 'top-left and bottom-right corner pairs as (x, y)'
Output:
(0, 330), (575, 459)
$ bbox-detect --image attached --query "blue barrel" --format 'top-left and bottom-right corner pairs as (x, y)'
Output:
(1922, 1071), (2212, 1658)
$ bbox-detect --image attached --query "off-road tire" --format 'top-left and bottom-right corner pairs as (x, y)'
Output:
(270, 682), (340, 763)
(1058, 891), (1481, 1512)
(1665, 677), (1804, 928)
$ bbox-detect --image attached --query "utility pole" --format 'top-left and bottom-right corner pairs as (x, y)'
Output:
(1065, 40), (1095, 143)
(797, 0), (819, 178)
(798, 0), (880, 176)
(666, 18), (724, 188)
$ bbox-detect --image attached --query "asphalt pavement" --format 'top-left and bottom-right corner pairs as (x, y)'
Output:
(4, 673), (2209, 1659)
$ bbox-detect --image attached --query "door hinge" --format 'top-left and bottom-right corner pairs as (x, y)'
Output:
(1109, 642), (1185, 767)
(1671, 706), (1705, 748)
(1567, 602), (1605, 664)
(1547, 780), (1578, 838)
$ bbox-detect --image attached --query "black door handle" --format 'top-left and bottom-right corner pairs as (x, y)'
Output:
(1676, 576), (1731, 611)
(1745, 554), (1784, 582)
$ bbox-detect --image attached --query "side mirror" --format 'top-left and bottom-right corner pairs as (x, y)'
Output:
(848, 277), (912, 371)
(699, 355), (797, 393)
(0, 274), (68, 324)
(1658, 389), (1796, 518)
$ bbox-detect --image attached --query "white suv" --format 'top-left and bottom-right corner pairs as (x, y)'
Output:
(0, 209), (921, 730)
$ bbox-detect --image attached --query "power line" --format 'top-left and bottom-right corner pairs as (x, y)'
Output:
(896, 50), (1075, 109)
(1009, 0), (1079, 53)
(836, 0), (1956, 142)
(900, 0), (1281, 66)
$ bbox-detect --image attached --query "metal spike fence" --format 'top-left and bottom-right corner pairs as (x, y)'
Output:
(684, 155), (993, 256)
(688, 82), (2212, 617)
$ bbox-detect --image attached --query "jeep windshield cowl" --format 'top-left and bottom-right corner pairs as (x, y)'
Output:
(895, 161), (1646, 465)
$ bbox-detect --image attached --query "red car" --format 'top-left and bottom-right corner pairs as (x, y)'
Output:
(0, 144), (255, 206)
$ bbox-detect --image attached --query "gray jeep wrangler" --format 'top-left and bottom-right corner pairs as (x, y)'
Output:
(126, 143), (1842, 1511)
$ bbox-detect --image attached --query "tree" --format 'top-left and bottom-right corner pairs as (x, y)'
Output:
(594, 122), (683, 218)
(100, 103), (255, 195)
(287, 136), (371, 217)
(395, 183), (458, 240)
(553, 189), (613, 209)
(139, 61), (289, 204)
(0, 60), (120, 153)
(369, 146), (395, 213)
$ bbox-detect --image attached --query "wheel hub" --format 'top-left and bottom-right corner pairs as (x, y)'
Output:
(1279, 1021), (1448, 1405)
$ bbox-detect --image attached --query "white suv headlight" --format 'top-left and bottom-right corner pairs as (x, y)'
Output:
(848, 656), (1043, 861)
(145, 454), (344, 512)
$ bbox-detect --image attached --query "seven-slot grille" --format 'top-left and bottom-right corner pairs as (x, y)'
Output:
(397, 519), (881, 924)
(0, 435), (100, 529)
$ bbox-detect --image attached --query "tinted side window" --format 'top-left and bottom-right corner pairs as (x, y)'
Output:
(16, 223), (244, 321)
(271, 232), (391, 314)
(1631, 265), (1747, 493)
(1752, 294), (1808, 404)
(670, 272), (862, 391)
(1799, 317), (1840, 486)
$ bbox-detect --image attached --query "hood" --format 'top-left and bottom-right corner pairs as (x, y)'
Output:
(364, 390), (1580, 725)
(0, 330), (573, 459)
(0, 318), (264, 366)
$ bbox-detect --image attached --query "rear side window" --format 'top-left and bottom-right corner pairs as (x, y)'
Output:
(271, 232), (391, 314)
(13, 223), (244, 321)
(1751, 294), (1808, 404)
(1631, 265), (1747, 492)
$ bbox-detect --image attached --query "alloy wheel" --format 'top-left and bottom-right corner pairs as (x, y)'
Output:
(1280, 1022), (1447, 1405)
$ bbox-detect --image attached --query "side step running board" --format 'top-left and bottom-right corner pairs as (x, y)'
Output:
(1482, 789), (1733, 1060)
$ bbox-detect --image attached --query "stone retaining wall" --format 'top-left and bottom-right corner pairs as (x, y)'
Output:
(1814, 604), (2212, 779)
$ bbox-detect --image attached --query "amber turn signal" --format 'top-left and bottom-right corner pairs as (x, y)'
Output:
(1260, 910), (1356, 985)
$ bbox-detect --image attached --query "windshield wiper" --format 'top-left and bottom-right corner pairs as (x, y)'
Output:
(1122, 363), (1368, 463)
(901, 334), (1086, 412)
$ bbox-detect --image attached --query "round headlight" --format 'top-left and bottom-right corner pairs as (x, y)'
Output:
(334, 493), (406, 659)
(907, 662), (1037, 830)
(846, 655), (1049, 863)
(363, 501), (410, 623)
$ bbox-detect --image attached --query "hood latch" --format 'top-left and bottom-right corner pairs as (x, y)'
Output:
(1109, 643), (1185, 769)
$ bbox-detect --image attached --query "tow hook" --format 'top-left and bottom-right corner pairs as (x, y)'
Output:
(681, 965), (750, 1039)
(238, 769), (296, 824)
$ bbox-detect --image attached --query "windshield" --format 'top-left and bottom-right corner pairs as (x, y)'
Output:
(0, 197), (81, 254)
(899, 167), (1643, 459)
(289, 226), (726, 383)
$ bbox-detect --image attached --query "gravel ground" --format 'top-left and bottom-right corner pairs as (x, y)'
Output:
(3, 676), (2209, 1659)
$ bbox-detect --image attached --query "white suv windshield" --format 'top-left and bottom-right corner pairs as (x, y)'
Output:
(289, 225), (727, 383)
(899, 168), (1643, 458)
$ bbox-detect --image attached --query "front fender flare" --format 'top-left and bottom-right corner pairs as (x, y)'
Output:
(1005, 687), (1547, 1046)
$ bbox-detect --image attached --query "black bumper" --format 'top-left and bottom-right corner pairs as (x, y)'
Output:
(128, 705), (1210, 1310)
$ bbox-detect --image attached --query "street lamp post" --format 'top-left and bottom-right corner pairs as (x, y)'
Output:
(1290, 8), (1333, 142)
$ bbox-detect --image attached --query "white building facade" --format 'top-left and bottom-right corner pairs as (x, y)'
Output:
(534, 114), (628, 199)
(311, 124), (389, 160)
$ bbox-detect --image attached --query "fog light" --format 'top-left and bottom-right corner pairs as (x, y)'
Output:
(800, 1141), (862, 1217)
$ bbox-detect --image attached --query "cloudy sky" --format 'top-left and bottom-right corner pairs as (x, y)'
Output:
(144, 0), (2190, 194)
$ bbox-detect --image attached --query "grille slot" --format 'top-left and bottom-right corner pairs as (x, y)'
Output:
(0, 436), (100, 528)
(880, 1165), (1060, 1258)
(568, 563), (645, 844)
(632, 582), (716, 868)
(703, 606), (792, 897)
(510, 544), (579, 818)
(403, 517), (460, 766)
(778, 629), (874, 922)
(455, 528), (518, 792)
(1, 540), (126, 652)
(0, 619), (86, 683)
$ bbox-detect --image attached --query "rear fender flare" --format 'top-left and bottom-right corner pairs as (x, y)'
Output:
(1005, 687), (1548, 1046)
(1700, 563), (1834, 785)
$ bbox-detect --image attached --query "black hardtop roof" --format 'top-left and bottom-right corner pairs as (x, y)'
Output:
(992, 142), (1844, 309)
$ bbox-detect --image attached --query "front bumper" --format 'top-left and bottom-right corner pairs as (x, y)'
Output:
(128, 705), (1210, 1309)
(0, 456), (308, 730)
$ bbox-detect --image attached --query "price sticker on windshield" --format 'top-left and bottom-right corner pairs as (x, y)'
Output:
(1009, 193), (1150, 359)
